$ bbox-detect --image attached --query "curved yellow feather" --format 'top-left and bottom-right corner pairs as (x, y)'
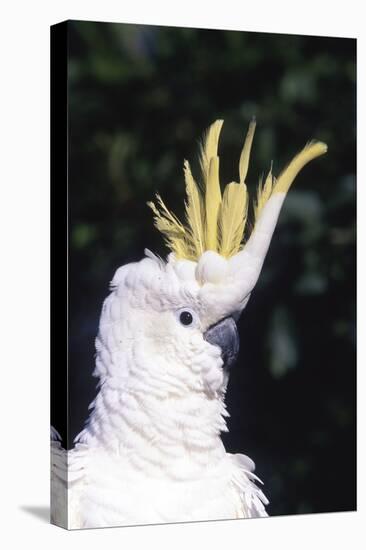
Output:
(199, 120), (224, 186)
(183, 160), (205, 257)
(219, 182), (248, 257)
(147, 195), (188, 258)
(274, 141), (328, 194)
(148, 119), (327, 261)
(205, 156), (222, 251)
(239, 117), (256, 185)
(254, 167), (275, 220)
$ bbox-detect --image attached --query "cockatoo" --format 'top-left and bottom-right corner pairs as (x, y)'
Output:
(51, 119), (327, 529)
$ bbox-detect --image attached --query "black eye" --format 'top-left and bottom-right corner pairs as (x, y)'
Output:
(179, 311), (193, 326)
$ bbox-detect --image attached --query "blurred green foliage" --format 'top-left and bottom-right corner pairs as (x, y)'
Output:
(67, 21), (356, 517)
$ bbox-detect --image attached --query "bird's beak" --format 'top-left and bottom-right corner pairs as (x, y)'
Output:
(203, 316), (239, 370)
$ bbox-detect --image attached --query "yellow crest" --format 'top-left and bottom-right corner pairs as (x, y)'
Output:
(148, 119), (327, 261)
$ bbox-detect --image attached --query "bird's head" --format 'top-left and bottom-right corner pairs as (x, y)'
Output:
(95, 119), (327, 398)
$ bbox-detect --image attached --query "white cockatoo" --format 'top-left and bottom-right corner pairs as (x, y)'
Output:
(51, 119), (327, 529)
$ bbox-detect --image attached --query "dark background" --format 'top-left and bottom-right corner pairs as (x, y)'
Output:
(62, 21), (356, 517)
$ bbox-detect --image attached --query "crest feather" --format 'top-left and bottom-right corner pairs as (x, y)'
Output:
(148, 119), (327, 261)
(239, 117), (256, 185)
(254, 166), (275, 220)
(219, 182), (248, 258)
(147, 195), (189, 258)
(199, 120), (224, 186)
(253, 140), (327, 224)
(275, 140), (328, 194)
(183, 160), (205, 257)
(205, 156), (222, 251)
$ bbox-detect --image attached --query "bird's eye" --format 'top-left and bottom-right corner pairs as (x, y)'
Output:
(176, 308), (199, 328)
(180, 311), (193, 326)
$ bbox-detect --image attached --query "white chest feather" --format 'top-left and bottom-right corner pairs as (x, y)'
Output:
(64, 387), (268, 529)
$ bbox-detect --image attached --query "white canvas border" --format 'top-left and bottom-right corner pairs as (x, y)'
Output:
(0, 1), (362, 548)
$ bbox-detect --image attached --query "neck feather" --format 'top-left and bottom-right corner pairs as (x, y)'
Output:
(76, 378), (229, 478)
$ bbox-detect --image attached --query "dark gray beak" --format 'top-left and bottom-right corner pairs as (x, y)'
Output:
(203, 317), (239, 370)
